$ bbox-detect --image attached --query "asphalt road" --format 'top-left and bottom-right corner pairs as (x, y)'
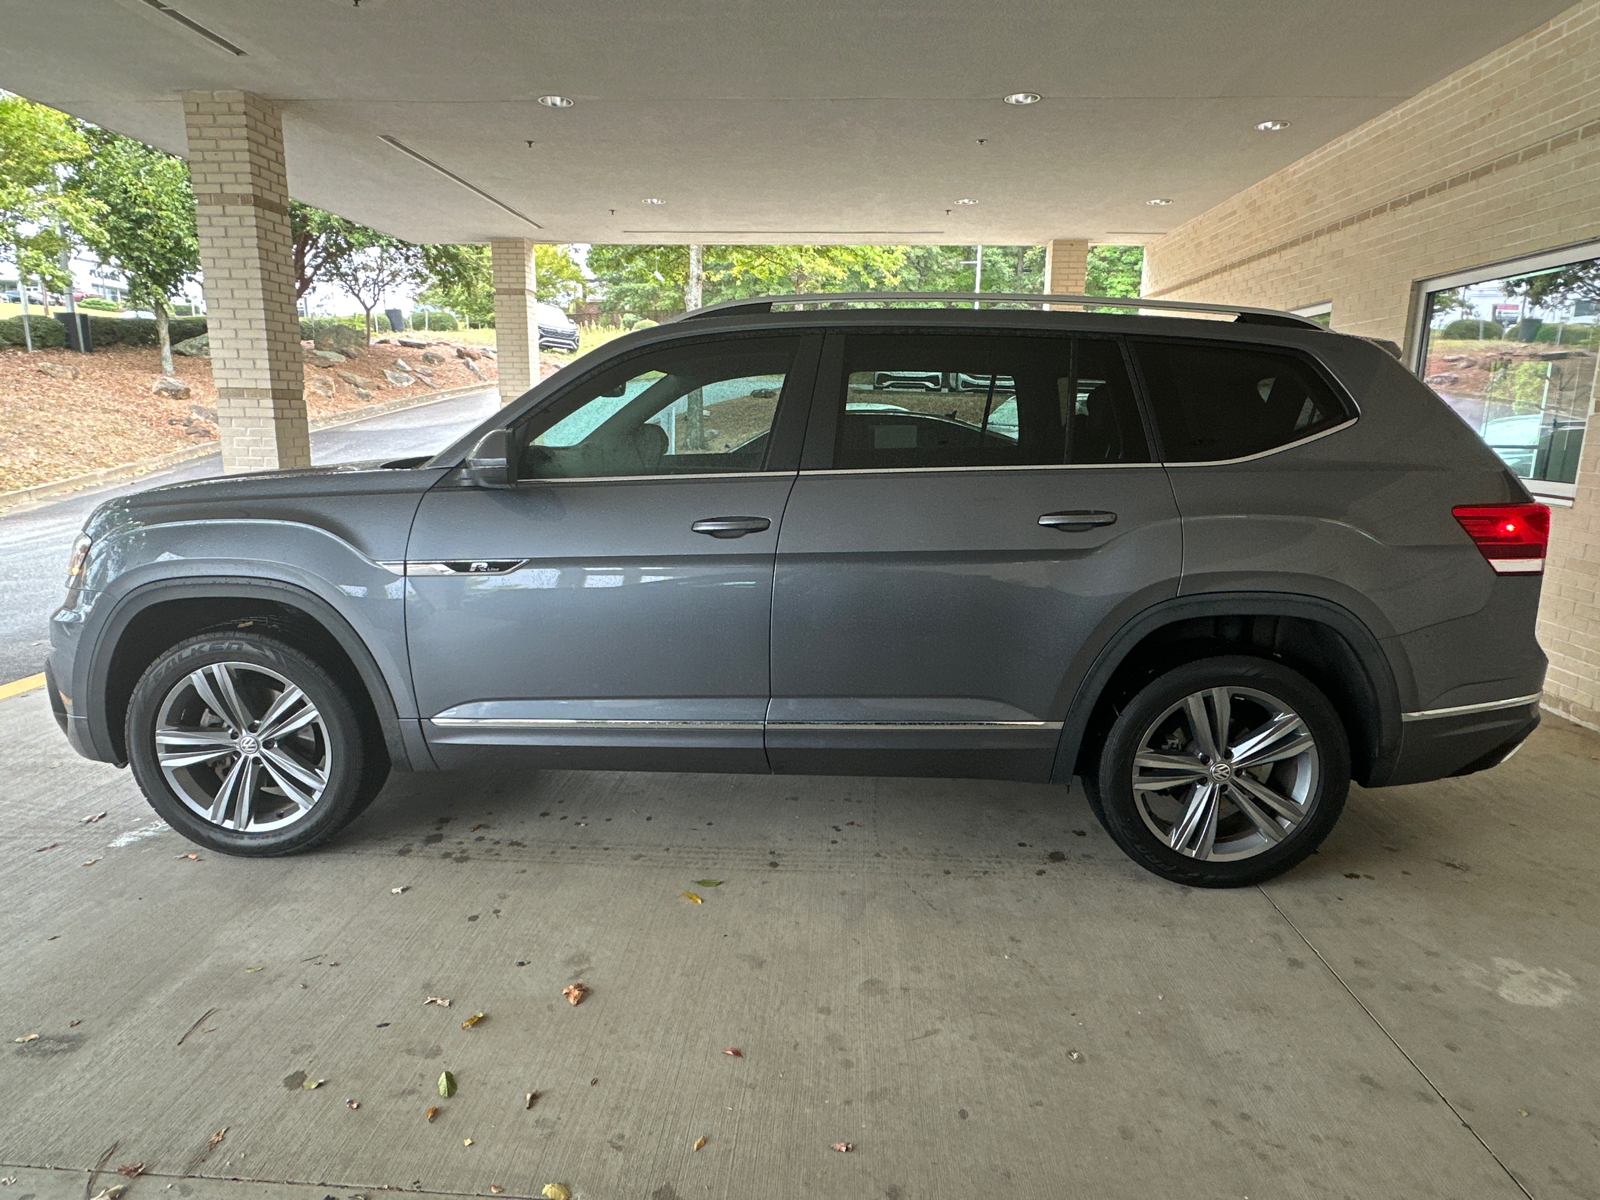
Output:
(0, 387), (499, 685)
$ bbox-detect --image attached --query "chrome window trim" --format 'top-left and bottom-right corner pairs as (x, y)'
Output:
(1159, 417), (1359, 467)
(797, 463), (1161, 477)
(1400, 693), (1542, 722)
(769, 720), (1061, 731)
(515, 470), (792, 485)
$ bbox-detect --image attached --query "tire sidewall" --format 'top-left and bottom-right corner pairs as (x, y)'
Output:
(1094, 655), (1350, 887)
(126, 633), (369, 856)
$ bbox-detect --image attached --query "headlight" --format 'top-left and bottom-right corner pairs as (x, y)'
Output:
(64, 533), (92, 592)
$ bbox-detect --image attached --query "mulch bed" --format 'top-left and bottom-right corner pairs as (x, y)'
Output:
(0, 338), (519, 494)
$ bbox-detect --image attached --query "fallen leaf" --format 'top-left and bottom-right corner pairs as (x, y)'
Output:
(541, 1185), (571, 1200)
(681, 892), (703, 904)
(245, 966), (263, 973)
(83, 858), (100, 867)
(69, 1019), (81, 1028)
(14, 1033), (38, 1043)
(34, 843), (58, 852)
(208, 1127), (228, 1150)
(426, 1106), (439, 1122)
(723, 1048), (743, 1057)
(115, 1163), (144, 1177)
(83, 812), (108, 824)
(438, 1070), (458, 1098)
(693, 880), (723, 887)
(88, 1187), (127, 1200)
(562, 983), (589, 1006)
(490, 1187), (505, 1195)
(461, 1012), (485, 1029)
(693, 1135), (707, 1151)
(376, 1022), (391, 1028)
(391, 886), (409, 894)
(346, 1099), (360, 1109)
(831, 1142), (854, 1153)
(302, 1077), (326, 1090)
(525, 1091), (540, 1109)
(590, 1077), (599, 1086)
(424, 996), (453, 1007)
(463, 1138), (473, 1146)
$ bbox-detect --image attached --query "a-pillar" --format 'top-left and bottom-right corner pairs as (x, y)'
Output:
(490, 238), (539, 406)
(182, 91), (308, 472)
(1043, 239), (1089, 296)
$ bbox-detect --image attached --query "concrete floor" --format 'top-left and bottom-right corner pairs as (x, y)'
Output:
(1, 689), (1595, 1200)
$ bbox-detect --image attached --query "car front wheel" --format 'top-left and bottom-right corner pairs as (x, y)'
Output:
(1087, 655), (1350, 887)
(126, 632), (387, 856)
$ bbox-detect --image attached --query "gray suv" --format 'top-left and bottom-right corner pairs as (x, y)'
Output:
(44, 293), (1549, 887)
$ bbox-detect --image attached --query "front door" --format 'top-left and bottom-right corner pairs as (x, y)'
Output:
(768, 330), (1182, 780)
(408, 333), (816, 772)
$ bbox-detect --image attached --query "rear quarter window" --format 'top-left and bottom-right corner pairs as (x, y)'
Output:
(1132, 340), (1352, 462)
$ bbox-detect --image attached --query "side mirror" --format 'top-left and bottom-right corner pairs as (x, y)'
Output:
(462, 428), (513, 488)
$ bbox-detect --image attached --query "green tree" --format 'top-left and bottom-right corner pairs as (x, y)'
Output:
(324, 227), (426, 343)
(290, 202), (362, 301)
(0, 95), (101, 350)
(587, 243), (906, 316)
(73, 126), (198, 374)
(1085, 246), (1144, 298)
(416, 243), (585, 327)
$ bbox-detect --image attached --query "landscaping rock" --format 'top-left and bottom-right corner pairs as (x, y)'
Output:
(336, 370), (378, 389)
(397, 338), (428, 349)
(189, 404), (218, 422)
(152, 376), (192, 400)
(312, 349), (344, 363)
(309, 375), (335, 396)
(463, 358), (484, 379)
(338, 346), (360, 359)
(314, 324), (364, 352)
(173, 333), (210, 357)
(420, 350), (446, 366)
(454, 345), (480, 361)
(37, 362), (79, 380)
(482, 347), (497, 358)
(384, 369), (417, 387)
(353, 387), (373, 401)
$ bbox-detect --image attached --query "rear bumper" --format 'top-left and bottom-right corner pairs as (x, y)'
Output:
(1381, 695), (1541, 785)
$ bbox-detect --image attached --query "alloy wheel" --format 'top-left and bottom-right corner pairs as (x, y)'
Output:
(153, 661), (332, 833)
(1130, 685), (1319, 861)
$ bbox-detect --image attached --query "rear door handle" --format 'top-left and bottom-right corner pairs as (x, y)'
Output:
(692, 516), (772, 539)
(1038, 510), (1118, 531)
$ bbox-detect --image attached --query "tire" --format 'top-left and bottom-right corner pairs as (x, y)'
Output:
(126, 632), (389, 857)
(1088, 655), (1349, 887)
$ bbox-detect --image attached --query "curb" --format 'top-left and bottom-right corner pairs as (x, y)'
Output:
(0, 382), (495, 515)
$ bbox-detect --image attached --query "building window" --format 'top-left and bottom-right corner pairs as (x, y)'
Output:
(1415, 243), (1600, 500)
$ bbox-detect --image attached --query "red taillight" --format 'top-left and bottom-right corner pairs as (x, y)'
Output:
(1452, 504), (1549, 575)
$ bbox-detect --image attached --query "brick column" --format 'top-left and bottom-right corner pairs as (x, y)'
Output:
(182, 91), (308, 473)
(491, 238), (539, 406)
(1043, 239), (1089, 296)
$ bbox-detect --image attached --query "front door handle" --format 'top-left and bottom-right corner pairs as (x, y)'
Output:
(1038, 510), (1118, 532)
(691, 516), (772, 539)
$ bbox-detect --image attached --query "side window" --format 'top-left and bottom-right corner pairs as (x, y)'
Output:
(1132, 340), (1351, 462)
(832, 334), (1149, 469)
(518, 338), (795, 479)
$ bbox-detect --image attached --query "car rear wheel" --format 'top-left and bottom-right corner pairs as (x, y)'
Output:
(126, 632), (387, 856)
(1085, 655), (1349, 887)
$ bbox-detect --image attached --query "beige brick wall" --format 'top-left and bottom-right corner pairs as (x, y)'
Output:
(1142, 0), (1600, 730)
(490, 238), (539, 406)
(183, 91), (309, 473)
(1044, 239), (1089, 295)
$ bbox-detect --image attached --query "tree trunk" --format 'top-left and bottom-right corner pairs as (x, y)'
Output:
(685, 244), (703, 313)
(16, 246), (34, 352)
(359, 304), (374, 344)
(38, 276), (53, 319)
(684, 386), (705, 451)
(155, 297), (174, 376)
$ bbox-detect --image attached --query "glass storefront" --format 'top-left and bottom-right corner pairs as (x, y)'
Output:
(1417, 246), (1599, 497)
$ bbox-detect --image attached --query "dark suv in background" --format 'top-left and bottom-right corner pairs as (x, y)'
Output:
(45, 293), (1548, 886)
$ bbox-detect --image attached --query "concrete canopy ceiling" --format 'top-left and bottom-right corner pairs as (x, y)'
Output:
(0, 0), (1575, 246)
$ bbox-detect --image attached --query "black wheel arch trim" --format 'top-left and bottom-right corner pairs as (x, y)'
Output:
(83, 576), (419, 773)
(1049, 591), (1404, 789)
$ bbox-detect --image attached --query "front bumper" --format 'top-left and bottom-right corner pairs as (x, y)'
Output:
(1383, 696), (1541, 785)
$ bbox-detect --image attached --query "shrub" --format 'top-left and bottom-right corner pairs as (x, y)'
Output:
(77, 296), (120, 311)
(632, 318), (658, 330)
(1440, 318), (1504, 340)
(84, 316), (207, 347)
(415, 310), (458, 331)
(0, 315), (66, 347)
(621, 313), (641, 330)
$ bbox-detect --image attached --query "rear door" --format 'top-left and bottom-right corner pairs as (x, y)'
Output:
(767, 330), (1182, 780)
(407, 333), (817, 772)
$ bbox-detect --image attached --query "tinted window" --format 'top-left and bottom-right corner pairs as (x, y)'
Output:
(1133, 340), (1350, 462)
(832, 334), (1149, 469)
(517, 338), (795, 479)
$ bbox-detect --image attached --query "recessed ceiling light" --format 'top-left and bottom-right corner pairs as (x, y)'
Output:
(537, 95), (574, 108)
(641, 197), (665, 205)
(1255, 119), (1291, 132)
(955, 198), (979, 205)
(1003, 92), (1041, 106)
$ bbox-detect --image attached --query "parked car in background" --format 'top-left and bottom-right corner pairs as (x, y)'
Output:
(45, 292), (1547, 888)
(536, 302), (580, 352)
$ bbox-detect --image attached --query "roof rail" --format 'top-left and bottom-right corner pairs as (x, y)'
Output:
(676, 291), (1323, 329)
